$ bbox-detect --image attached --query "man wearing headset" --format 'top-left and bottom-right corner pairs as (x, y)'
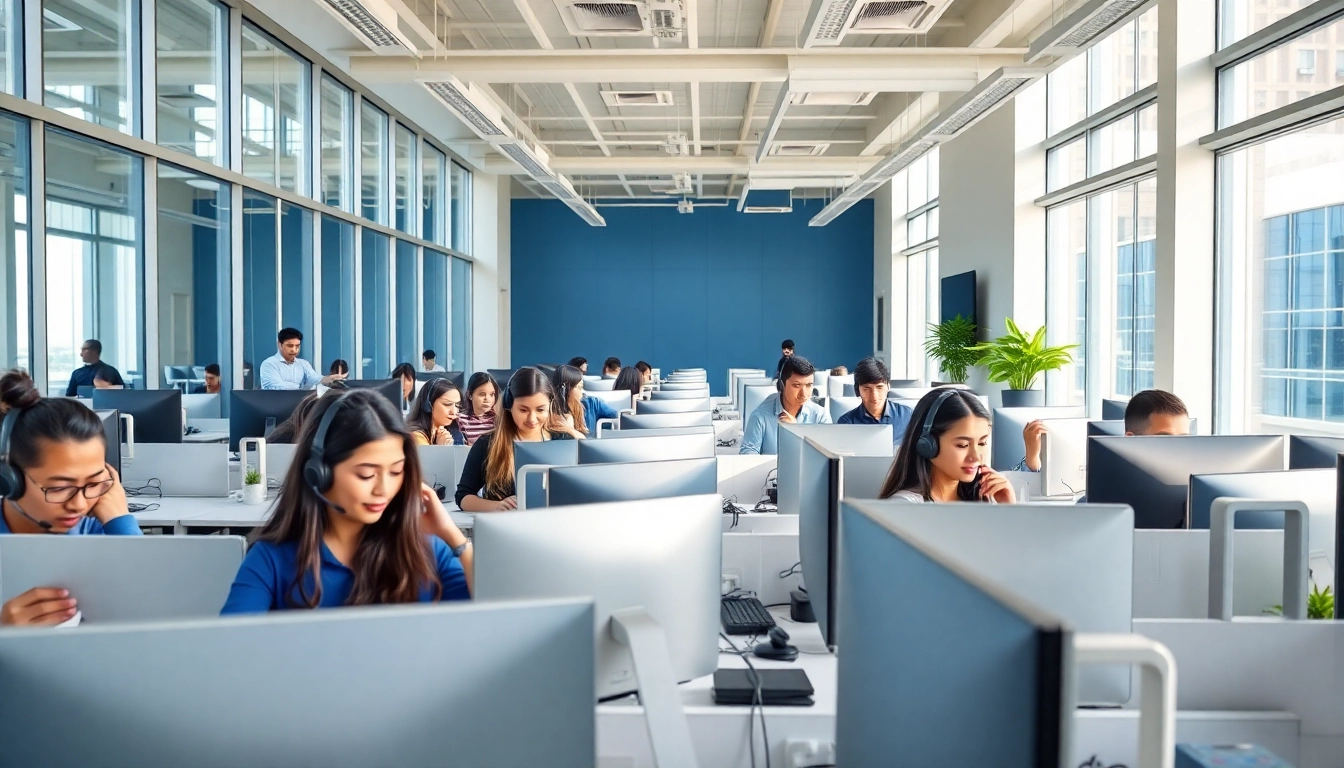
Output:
(740, 355), (830, 455)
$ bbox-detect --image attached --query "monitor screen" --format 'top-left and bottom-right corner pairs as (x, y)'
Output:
(939, 270), (977, 325)
(90, 389), (183, 444)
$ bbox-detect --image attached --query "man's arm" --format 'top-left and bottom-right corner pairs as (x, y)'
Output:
(299, 360), (323, 389)
(739, 410), (764, 455)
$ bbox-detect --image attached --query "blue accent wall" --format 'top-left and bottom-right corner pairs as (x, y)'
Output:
(511, 198), (874, 395)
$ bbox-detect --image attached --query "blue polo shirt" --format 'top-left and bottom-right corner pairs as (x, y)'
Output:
(837, 400), (914, 444)
(740, 393), (831, 455)
(0, 507), (142, 535)
(219, 536), (469, 613)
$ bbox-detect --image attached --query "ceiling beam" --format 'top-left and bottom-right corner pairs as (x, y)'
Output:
(482, 155), (884, 175)
(859, 92), (945, 156)
(754, 81), (792, 163)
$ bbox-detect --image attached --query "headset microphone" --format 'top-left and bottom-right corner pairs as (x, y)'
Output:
(11, 500), (53, 532)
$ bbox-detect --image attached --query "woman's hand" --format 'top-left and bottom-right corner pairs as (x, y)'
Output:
(90, 463), (129, 524)
(1, 588), (77, 626)
(432, 426), (452, 446)
(495, 495), (518, 511)
(419, 484), (458, 538)
(978, 468), (1016, 504)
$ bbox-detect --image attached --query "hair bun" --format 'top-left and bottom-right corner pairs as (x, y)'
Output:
(0, 369), (42, 411)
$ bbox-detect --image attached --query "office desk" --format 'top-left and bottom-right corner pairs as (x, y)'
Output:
(182, 431), (229, 444)
(136, 496), (472, 535)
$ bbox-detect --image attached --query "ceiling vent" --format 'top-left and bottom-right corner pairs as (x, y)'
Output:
(316, 0), (422, 57)
(662, 133), (689, 156)
(769, 142), (830, 157)
(801, 0), (952, 47)
(737, 188), (793, 214)
(601, 90), (675, 107)
(555, 1), (684, 39)
(1027, 0), (1150, 63)
(792, 91), (877, 107)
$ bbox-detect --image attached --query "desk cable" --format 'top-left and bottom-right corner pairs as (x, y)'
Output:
(128, 502), (160, 514)
(1077, 757), (1127, 768)
(778, 561), (801, 580)
(721, 496), (741, 529)
(719, 632), (771, 768)
(123, 478), (162, 498)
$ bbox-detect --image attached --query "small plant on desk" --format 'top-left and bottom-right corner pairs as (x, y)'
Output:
(1263, 584), (1335, 620)
(244, 467), (262, 486)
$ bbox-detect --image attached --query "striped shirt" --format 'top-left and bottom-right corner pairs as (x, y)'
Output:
(456, 411), (496, 446)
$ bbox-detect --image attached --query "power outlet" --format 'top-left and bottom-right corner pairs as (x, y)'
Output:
(785, 739), (836, 768)
(720, 572), (742, 595)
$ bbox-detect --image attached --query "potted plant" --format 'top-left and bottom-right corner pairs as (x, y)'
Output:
(969, 319), (1078, 408)
(242, 466), (266, 506)
(923, 315), (979, 386)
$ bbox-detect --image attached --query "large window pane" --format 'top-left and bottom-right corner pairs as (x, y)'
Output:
(156, 165), (230, 393)
(1088, 17), (1138, 115)
(1219, 0), (1317, 49)
(241, 191), (277, 385)
(1048, 54), (1087, 135)
(1091, 112), (1137, 176)
(450, 256), (471, 372)
(241, 24), (308, 193)
(394, 123), (416, 235)
(156, 0), (227, 165)
(0, 1), (21, 95)
(1046, 199), (1088, 407)
(1047, 136), (1086, 192)
(361, 102), (388, 224)
(423, 248), (449, 369)
(1218, 113), (1344, 433)
(450, 160), (470, 253)
(422, 143), (445, 246)
(395, 240), (417, 365)
(1220, 15), (1344, 128)
(361, 230), (390, 377)
(280, 201), (312, 336)
(44, 0), (137, 135)
(46, 130), (144, 394)
(0, 116), (28, 372)
(319, 75), (353, 211)
(320, 216), (354, 374)
(1086, 178), (1156, 401)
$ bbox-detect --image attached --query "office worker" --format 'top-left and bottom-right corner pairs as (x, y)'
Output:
(837, 357), (913, 444)
(567, 357), (588, 375)
(602, 357), (621, 378)
(65, 339), (124, 397)
(92, 370), (123, 389)
(220, 390), (471, 613)
(455, 368), (574, 512)
(407, 378), (466, 446)
(613, 366), (644, 403)
(551, 364), (618, 437)
(830, 365), (848, 377)
(1017, 389), (1190, 473)
(635, 360), (653, 385)
(191, 363), (222, 395)
(329, 359), (350, 377)
(260, 328), (346, 391)
(775, 339), (795, 378)
(457, 372), (499, 446)
(391, 363), (417, 405)
(740, 355), (830, 456)
(422, 350), (445, 373)
(0, 370), (141, 626)
(879, 388), (1015, 504)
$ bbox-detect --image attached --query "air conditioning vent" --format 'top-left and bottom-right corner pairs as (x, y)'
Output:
(1027, 0), (1149, 62)
(555, 0), (683, 38)
(850, 1), (933, 31)
(769, 143), (830, 157)
(601, 90), (675, 107)
(318, 0), (421, 56)
(792, 92), (877, 107)
(802, 0), (950, 46)
(420, 78), (512, 141)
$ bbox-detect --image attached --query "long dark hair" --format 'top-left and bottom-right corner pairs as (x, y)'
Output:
(550, 364), (587, 435)
(613, 366), (643, 400)
(265, 393), (319, 445)
(406, 377), (464, 443)
(484, 367), (557, 496)
(0, 370), (105, 469)
(879, 389), (992, 502)
(253, 389), (440, 608)
(463, 372), (499, 417)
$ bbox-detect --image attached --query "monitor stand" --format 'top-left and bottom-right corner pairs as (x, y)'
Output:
(610, 608), (700, 768)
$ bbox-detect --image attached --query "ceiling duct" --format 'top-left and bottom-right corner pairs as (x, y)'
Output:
(1027, 0), (1152, 63)
(316, 0), (422, 57)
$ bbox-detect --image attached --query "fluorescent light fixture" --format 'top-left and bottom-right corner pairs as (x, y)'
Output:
(1027, 0), (1152, 63)
(317, 0), (422, 57)
(420, 76), (513, 142)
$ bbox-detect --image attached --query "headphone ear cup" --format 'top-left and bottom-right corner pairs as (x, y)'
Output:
(502, 386), (514, 411)
(776, 377), (783, 393)
(303, 458), (332, 493)
(0, 463), (22, 500)
(916, 434), (939, 460)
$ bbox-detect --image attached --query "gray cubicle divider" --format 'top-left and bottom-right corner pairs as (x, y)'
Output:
(829, 395), (861, 422)
(1132, 529), (1297, 619)
(419, 445), (472, 499)
(121, 443), (230, 497)
(263, 443), (299, 487)
(778, 424), (893, 516)
(0, 535), (246, 621)
(182, 392), (222, 419)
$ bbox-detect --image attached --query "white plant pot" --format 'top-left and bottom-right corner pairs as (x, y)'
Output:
(242, 483), (266, 506)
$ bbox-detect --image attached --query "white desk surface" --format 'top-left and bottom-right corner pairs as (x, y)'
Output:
(134, 495), (472, 532)
(182, 430), (229, 444)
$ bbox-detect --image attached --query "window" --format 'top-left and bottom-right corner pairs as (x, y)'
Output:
(156, 0), (228, 165)
(890, 146), (940, 381)
(319, 76), (353, 211)
(361, 102), (388, 225)
(320, 216), (355, 373)
(0, 115), (29, 372)
(1219, 0), (1318, 49)
(394, 123), (416, 235)
(1220, 15), (1344, 128)
(451, 256), (471, 372)
(45, 0), (138, 135)
(450, 160), (470, 253)
(1045, 199), (1088, 407)
(45, 130), (144, 394)
(240, 24), (308, 193)
(280, 202), (312, 336)
(395, 240), (417, 365)
(423, 249), (449, 371)
(360, 229), (390, 377)
(1298, 48), (1318, 76)
(422, 143), (445, 246)
(0, 0), (21, 96)
(241, 191), (279, 379)
(156, 164), (230, 392)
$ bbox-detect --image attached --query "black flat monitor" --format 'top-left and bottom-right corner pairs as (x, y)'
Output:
(1101, 398), (1128, 421)
(94, 409), (122, 470)
(576, 432), (715, 464)
(90, 390), (182, 444)
(415, 371), (466, 391)
(514, 439), (582, 509)
(76, 386), (94, 398)
(488, 369), (518, 389)
(338, 379), (403, 409)
(1088, 417), (1198, 437)
(939, 270), (977, 326)
(229, 390), (311, 451)
(1289, 435), (1344, 469)
(1086, 435), (1285, 528)
(547, 458), (717, 506)
(1336, 455), (1344, 618)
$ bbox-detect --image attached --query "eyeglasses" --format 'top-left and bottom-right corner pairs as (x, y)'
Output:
(25, 474), (115, 504)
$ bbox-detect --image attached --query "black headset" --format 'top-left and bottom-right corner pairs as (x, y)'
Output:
(0, 407), (25, 499)
(501, 370), (523, 412)
(421, 378), (451, 414)
(303, 393), (352, 496)
(915, 389), (959, 460)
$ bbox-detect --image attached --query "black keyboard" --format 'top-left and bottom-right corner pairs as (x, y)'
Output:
(721, 596), (775, 635)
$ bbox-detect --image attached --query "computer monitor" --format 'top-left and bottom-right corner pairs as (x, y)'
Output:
(0, 600), (596, 767)
(91, 389), (183, 444)
(659, 382), (709, 392)
(585, 377), (617, 392)
(837, 500), (1070, 767)
(736, 376), (773, 412)
(474, 496), (720, 701)
(229, 390), (311, 451)
(415, 370), (466, 390)
(1188, 469), (1336, 565)
(94, 409), (121, 471)
(577, 431), (715, 463)
(548, 457), (718, 506)
(76, 385), (95, 398)
(778, 424), (894, 516)
(728, 369), (766, 402)
(514, 439), (581, 509)
(487, 368), (517, 389)
(827, 375), (854, 400)
(586, 388), (633, 413)
(829, 395), (861, 422)
(1088, 417), (1199, 437)
(635, 398), (710, 415)
(650, 389), (709, 401)
(1288, 435), (1344, 469)
(864, 501), (1133, 704)
(990, 406), (1086, 472)
(181, 392), (221, 420)
(0, 536), (245, 621)
(1087, 435), (1286, 528)
(619, 411), (712, 430)
(1039, 417), (1091, 497)
(601, 426), (713, 440)
(742, 384), (774, 419)
(1101, 398), (1129, 421)
(889, 378), (922, 389)
(339, 379), (403, 409)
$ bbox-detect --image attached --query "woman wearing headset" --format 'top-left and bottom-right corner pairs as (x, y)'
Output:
(550, 364), (619, 437)
(0, 370), (140, 626)
(879, 388), (1015, 504)
(406, 378), (466, 446)
(220, 389), (471, 612)
(454, 368), (573, 512)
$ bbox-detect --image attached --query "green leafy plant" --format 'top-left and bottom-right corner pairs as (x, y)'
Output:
(923, 315), (979, 385)
(1264, 584), (1335, 620)
(244, 467), (262, 486)
(968, 318), (1078, 391)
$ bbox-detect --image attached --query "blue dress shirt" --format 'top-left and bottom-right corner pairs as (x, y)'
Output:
(258, 353), (323, 390)
(837, 400), (915, 444)
(740, 393), (831, 455)
(0, 509), (143, 535)
(219, 536), (469, 613)
(582, 395), (620, 435)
